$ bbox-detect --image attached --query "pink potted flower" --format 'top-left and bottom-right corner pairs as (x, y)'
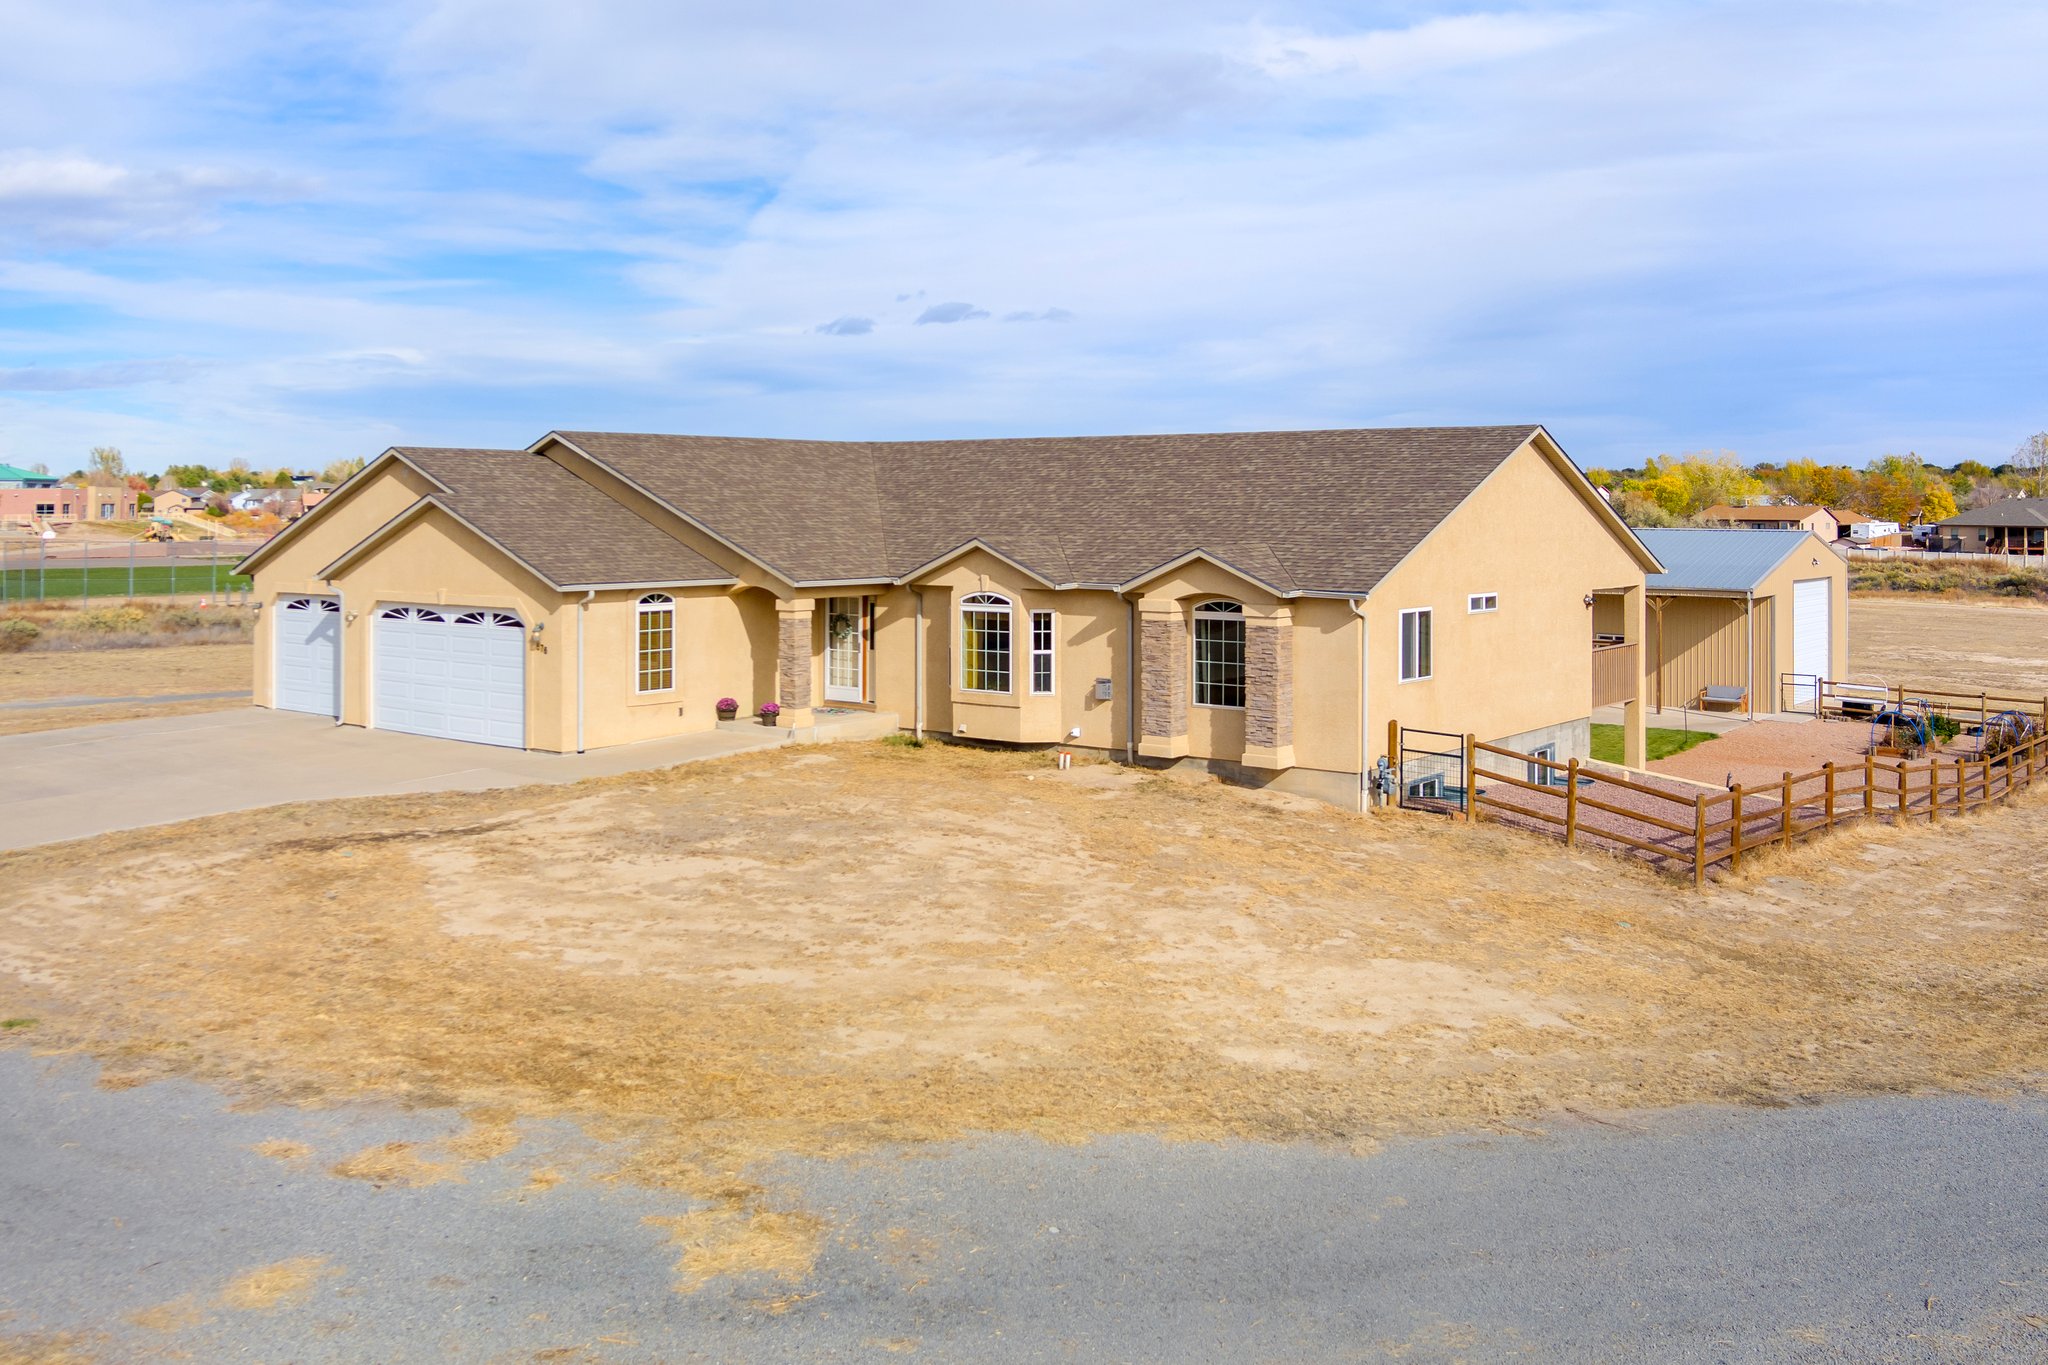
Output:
(758, 700), (782, 727)
(716, 697), (739, 721)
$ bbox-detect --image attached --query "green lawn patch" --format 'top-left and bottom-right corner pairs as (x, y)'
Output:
(0, 563), (251, 603)
(1591, 723), (1719, 765)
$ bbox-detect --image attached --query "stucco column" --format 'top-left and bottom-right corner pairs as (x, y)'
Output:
(1620, 584), (1646, 769)
(775, 597), (817, 729)
(1137, 597), (1189, 759)
(1242, 604), (1296, 771)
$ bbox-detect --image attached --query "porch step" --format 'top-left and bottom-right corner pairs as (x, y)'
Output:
(716, 718), (787, 738)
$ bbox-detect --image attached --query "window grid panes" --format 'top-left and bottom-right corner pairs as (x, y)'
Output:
(1029, 610), (1055, 695)
(1192, 601), (1246, 709)
(1468, 593), (1498, 613)
(637, 593), (674, 692)
(961, 593), (1011, 693)
(1400, 608), (1432, 682)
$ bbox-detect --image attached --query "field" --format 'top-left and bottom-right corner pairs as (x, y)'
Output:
(4, 738), (2046, 1291)
(1850, 597), (2048, 695)
(0, 561), (252, 603)
(0, 641), (251, 735)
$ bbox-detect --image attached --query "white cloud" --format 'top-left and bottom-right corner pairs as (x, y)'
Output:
(0, 152), (313, 244)
(1250, 12), (1611, 83)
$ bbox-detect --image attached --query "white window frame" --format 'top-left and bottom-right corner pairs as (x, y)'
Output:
(1526, 742), (1567, 788)
(1399, 608), (1433, 683)
(960, 592), (1013, 694)
(1029, 609), (1055, 696)
(1468, 592), (1498, 614)
(1191, 600), (1247, 710)
(636, 592), (675, 694)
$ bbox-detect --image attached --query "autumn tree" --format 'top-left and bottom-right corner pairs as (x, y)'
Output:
(320, 456), (366, 483)
(1621, 451), (1762, 518)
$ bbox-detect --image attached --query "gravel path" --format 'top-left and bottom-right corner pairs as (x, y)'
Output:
(5, 1052), (2047, 1363)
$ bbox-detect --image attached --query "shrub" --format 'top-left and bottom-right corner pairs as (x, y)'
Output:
(0, 618), (39, 652)
(73, 606), (148, 632)
(1928, 713), (1962, 744)
(880, 733), (924, 748)
(156, 608), (207, 630)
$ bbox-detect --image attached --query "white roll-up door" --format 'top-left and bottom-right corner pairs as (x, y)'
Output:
(1791, 578), (1831, 706)
(274, 595), (341, 716)
(373, 605), (526, 747)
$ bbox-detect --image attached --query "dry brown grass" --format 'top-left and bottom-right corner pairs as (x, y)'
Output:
(1851, 598), (2048, 696)
(3, 740), (2046, 1291)
(0, 640), (250, 735)
(214, 1256), (335, 1312)
(249, 1138), (313, 1163)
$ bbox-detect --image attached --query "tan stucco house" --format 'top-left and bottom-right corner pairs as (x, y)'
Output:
(1595, 528), (1849, 718)
(238, 425), (1661, 806)
(1699, 503), (1841, 541)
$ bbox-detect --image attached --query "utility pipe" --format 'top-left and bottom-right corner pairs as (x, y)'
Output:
(576, 589), (595, 753)
(323, 579), (344, 726)
(1351, 598), (1370, 811)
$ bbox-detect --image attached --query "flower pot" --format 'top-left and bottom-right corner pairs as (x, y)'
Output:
(759, 715), (778, 727)
(716, 707), (738, 721)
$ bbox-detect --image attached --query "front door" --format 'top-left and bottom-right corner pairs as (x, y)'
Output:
(824, 596), (866, 702)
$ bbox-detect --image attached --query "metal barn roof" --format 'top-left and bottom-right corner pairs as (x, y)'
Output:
(1635, 528), (1818, 593)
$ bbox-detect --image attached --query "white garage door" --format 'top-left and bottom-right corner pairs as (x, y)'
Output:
(274, 595), (341, 716)
(1791, 578), (1832, 707)
(373, 605), (526, 747)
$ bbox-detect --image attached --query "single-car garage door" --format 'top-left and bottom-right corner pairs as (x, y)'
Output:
(274, 595), (341, 716)
(1791, 578), (1832, 706)
(374, 605), (526, 747)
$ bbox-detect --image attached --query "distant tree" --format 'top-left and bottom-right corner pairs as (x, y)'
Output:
(2015, 433), (2048, 498)
(206, 475), (232, 494)
(1920, 484), (1958, 522)
(85, 446), (126, 483)
(1954, 459), (1994, 481)
(226, 457), (253, 483)
(269, 468), (295, 487)
(1621, 451), (1760, 517)
(1614, 489), (1679, 527)
(28, 462), (48, 475)
(1864, 453), (1958, 523)
(163, 463), (213, 489)
(320, 456), (366, 483)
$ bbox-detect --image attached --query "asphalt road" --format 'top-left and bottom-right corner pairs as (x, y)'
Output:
(2, 1050), (2044, 1362)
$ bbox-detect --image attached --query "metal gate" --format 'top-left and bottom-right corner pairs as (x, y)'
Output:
(1397, 726), (1468, 815)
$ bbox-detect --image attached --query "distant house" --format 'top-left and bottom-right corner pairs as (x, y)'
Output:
(1934, 500), (2048, 556)
(1595, 529), (1847, 718)
(0, 463), (60, 489)
(1833, 511), (1902, 546)
(1698, 503), (1841, 541)
(150, 489), (212, 516)
(0, 479), (134, 525)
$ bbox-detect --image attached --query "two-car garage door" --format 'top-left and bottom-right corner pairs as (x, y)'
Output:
(374, 605), (527, 748)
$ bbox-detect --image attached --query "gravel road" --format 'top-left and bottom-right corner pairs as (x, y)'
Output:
(3, 1051), (2044, 1362)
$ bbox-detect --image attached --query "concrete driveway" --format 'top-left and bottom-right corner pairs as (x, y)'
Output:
(0, 708), (788, 851)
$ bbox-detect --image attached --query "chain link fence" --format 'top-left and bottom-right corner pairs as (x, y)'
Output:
(0, 539), (262, 606)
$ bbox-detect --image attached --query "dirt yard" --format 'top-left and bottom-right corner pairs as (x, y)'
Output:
(4, 740), (2046, 1290)
(1852, 597), (2048, 696)
(0, 642), (251, 735)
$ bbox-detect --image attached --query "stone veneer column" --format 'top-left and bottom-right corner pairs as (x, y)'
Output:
(1137, 598), (1189, 759)
(1243, 605), (1296, 771)
(775, 597), (817, 728)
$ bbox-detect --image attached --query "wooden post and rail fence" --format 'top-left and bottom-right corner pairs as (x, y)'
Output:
(1395, 722), (2048, 886)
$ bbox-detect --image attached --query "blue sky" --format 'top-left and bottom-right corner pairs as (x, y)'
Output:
(1, 1), (2043, 473)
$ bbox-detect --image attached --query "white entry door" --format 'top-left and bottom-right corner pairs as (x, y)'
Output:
(373, 605), (526, 747)
(1790, 578), (1832, 707)
(274, 595), (341, 716)
(824, 596), (865, 702)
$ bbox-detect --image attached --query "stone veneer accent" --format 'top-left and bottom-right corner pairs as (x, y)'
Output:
(1140, 611), (1188, 740)
(1245, 620), (1294, 751)
(776, 603), (813, 709)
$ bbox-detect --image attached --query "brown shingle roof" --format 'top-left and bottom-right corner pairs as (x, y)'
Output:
(549, 426), (1545, 594)
(399, 448), (733, 587)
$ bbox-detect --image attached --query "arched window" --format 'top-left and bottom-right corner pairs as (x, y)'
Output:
(1192, 600), (1246, 709)
(636, 593), (675, 692)
(960, 592), (1012, 693)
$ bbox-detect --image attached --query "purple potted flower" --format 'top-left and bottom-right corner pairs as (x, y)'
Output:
(716, 697), (739, 721)
(758, 700), (782, 726)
